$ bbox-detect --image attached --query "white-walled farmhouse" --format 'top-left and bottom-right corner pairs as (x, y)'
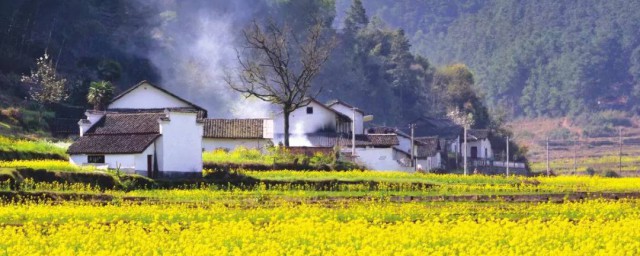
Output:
(68, 81), (206, 178)
(272, 99), (351, 146)
(327, 100), (365, 135)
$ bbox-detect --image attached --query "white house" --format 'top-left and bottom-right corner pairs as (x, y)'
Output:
(342, 134), (411, 171)
(69, 81), (209, 177)
(366, 127), (442, 172)
(202, 119), (274, 152)
(326, 100), (365, 135)
(68, 109), (203, 178)
(415, 137), (443, 171)
(272, 98), (352, 146)
(460, 129), (494, 160)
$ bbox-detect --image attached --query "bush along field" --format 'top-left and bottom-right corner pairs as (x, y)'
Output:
(203, 146), (362, 171)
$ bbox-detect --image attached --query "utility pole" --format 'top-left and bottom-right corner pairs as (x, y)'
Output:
(573, 138), (577, 173)
(619, 127), (623, 173)
(352, 107), (356, 157)
(506, 136), (510, 177)
(546, 137), (550, 176)
(410, 123), (416, 171)
(463, 126), (468, 176)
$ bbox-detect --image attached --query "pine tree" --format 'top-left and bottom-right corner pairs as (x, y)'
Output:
(344, 0), (368, 34)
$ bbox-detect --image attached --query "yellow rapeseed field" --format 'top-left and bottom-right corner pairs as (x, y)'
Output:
(0, 160), (94, 172)
(0, 199), (638, 255)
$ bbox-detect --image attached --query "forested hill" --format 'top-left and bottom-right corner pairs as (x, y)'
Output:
(2, 0), (639, 134)
(345, 0), (640, 117)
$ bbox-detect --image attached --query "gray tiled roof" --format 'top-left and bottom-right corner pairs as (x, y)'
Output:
(85, 113), (165, 135)
(279, 133), (399, 147)
(68, 112), (164, 154)
(67, 134), (160, 154)
(203, 119), (264, 139)
(415, 137), (440, 158)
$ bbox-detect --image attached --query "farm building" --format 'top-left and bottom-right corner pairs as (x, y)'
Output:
(326, 100), (366, 135)
(68, 81), (205, 177)
(68, 81), (271, 177)
(272, 98), (352, 146)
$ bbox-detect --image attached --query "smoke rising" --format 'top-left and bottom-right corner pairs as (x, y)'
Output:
(131, 0), (273, 118)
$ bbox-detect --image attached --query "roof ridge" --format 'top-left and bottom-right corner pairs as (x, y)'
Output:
(84, 132), (160, 136)
(109, 80), (208, 118)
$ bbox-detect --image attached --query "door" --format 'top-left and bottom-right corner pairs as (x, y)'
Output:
(147, 155), (153, 178)
(471, 147), (478, 159)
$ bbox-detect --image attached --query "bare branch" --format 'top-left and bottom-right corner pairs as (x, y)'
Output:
(224, 19), (336, 146)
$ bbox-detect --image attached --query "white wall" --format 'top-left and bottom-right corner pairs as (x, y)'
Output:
(396, 135), (412, 155)
(108, 82), (191, 109)
(416, 152), (441, 171)
(134, 143), (156, 174)
(464, 139), (493, 160)
(69, 143), (156, 174)
(330, 103), (364, 134)
(352, 148), (412, 172)
(79, 111), (106, 137)
(263, 119), (274, 139)
(159, 111), (203, 172)
(273, 101), (338, 135)
(203, 138), (270, 152)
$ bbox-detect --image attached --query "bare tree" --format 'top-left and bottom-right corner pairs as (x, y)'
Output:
(226, 19), (336, 147)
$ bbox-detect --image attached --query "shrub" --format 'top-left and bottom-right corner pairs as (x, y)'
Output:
(310, 152), (334, 166)
(585, 167), (596, 176)
(547, 127), (572, 140)
(119, 174), (156, 191)
(603, 170), (620, 178)
(16, 168), (119, 190)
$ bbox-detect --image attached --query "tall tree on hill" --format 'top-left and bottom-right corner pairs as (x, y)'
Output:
(225, 20), (336, 147)
(344, 0), (368, 34)
(434, 64), (489, 128)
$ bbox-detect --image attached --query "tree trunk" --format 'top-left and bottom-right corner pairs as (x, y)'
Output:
(284, 110), (291, 147)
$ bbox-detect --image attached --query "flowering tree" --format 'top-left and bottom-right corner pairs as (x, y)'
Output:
(21, 53), (68, 106)
(448, 108), (474, 175)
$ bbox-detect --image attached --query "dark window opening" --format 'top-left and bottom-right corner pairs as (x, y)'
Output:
(88, 155), (105, 163)
(306, 107), (313, 114)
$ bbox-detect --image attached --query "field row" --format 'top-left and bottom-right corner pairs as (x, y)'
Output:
(0, 200), (638, 255)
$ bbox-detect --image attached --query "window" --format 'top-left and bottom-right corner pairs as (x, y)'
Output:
(306, 107), (313, 114)
(88, 155), (105, 164)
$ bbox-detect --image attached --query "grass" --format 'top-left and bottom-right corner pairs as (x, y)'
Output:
(203, 147), (272, 165)
(0, 135), (68, 160)
(0, 169), (637, 201)
(0, 160), (92, 172)
(202, 146), (341, 169)
(530, 154), (640, 173)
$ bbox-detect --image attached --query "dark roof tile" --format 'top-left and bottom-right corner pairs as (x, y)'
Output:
(86, 113), (165, 135)
(67, 134), (160, 154)
(203, 119), (264, 139)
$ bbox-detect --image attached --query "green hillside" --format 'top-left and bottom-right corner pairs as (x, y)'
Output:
(349, 0), (640, 117)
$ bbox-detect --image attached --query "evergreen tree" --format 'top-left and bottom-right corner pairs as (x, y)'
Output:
(344, 0), (368, 34)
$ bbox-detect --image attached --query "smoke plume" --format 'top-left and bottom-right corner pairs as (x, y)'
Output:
(130, 0), (273, 118)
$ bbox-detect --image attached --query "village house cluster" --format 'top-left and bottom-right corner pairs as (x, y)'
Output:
(68, 81), (523, 177)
